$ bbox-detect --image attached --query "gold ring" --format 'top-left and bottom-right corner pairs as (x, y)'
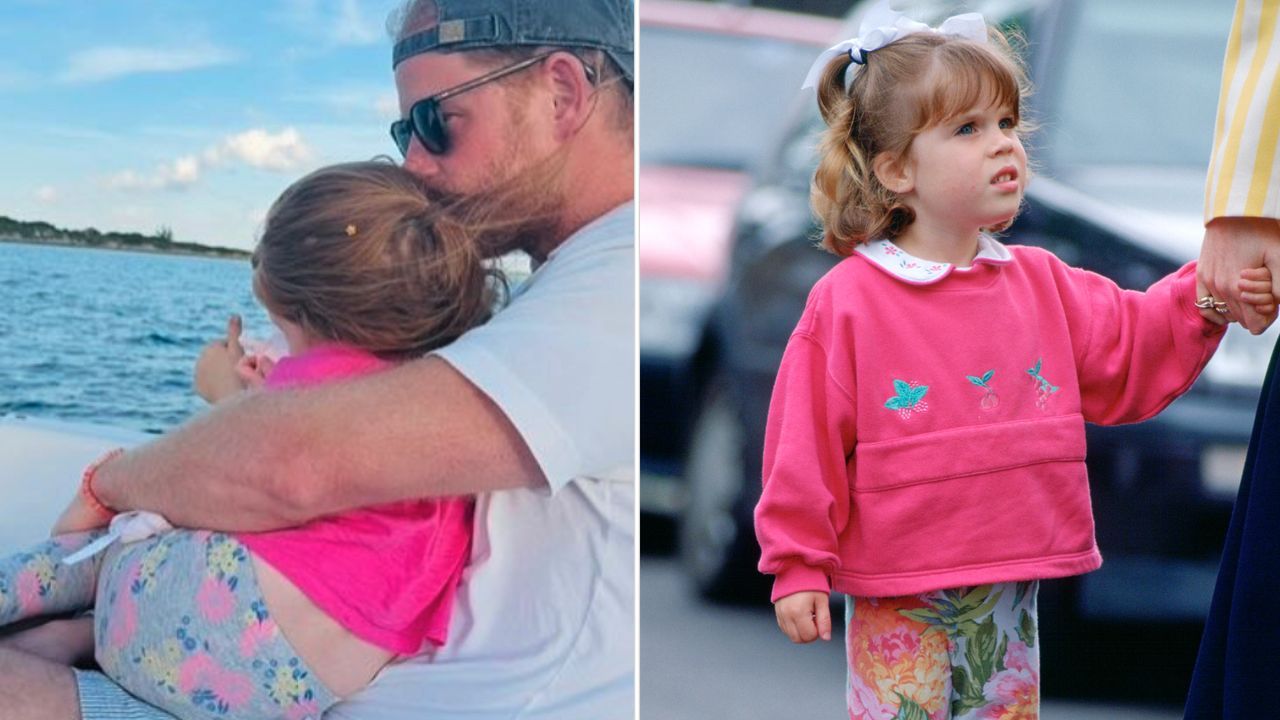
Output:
(1194, 295), (1217, 310)
(1214, 302), (1230, 314)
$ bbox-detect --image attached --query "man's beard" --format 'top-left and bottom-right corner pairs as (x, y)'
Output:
(432, 147), (569, 261)
(438, 101), (569, 259)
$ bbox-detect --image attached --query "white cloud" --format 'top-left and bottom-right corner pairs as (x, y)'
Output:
(170, 156), (201, 185)
(103, 155), (202, 191)
(104, 128), (313, 192)
(208, 128), (313, 172)
(34, 186), (57, 203)
(59, 44), (237, 84)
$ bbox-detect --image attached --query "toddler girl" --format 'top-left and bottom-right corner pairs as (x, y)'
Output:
(0, 160), (541, 719)
(753, 4), (1275, 719)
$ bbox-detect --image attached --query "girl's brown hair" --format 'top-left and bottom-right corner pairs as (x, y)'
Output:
(252, 159), (548, 359)
(812, 28), (1031, 256)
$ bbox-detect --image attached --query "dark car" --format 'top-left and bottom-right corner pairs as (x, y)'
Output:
(662, 0), (1275, 668)
(639, 1), (842, 519)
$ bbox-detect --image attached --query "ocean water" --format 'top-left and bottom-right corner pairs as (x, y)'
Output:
(0, 243), (272, 434)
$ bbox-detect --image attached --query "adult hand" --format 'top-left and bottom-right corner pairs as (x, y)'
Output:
(1199, 216), (1280, 334)
(774, 590), (832, 643)
(1195, 277), (1230, 326)
(194, 314), (248, 403)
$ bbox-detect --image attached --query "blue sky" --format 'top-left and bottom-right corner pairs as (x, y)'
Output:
(0, 0), (409, 251)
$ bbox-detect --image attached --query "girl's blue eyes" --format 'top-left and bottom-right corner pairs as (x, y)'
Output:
(955, 118), (1017, 135)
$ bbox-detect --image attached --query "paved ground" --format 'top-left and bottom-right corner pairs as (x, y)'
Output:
(641, 557), (1185, 720)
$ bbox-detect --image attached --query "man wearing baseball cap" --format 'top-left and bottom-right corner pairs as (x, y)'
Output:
(39, 2), (636, 719)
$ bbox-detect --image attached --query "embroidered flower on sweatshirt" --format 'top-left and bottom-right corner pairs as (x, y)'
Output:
(884, 379), (929, 419)
(1026, 359), (1060, 410)
(966, 369), (999, 410)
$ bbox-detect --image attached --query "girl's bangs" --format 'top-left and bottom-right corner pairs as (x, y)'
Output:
(915, 43), (1022, 130)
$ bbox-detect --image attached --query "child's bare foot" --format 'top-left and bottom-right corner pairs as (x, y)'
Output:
(0, 617), (94, 666)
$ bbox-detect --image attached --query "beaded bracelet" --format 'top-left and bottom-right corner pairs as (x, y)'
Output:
(81, 448), (124, 521)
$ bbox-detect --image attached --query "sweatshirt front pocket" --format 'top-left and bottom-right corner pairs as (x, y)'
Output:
(853, 414), (1086, 493)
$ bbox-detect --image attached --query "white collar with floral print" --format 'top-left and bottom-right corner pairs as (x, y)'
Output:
(854, 234), (1013, 285)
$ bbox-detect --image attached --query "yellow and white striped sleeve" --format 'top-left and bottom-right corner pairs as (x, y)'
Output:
(1205, 0), (1280, 222)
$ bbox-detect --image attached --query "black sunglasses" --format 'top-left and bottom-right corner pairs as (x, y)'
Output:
(390, 52), (555, 157)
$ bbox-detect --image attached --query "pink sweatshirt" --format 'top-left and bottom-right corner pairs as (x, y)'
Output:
(236, 344), (473, 654)
(755, 240), (1225, 602)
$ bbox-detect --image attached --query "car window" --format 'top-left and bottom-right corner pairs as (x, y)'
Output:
(1044, 0), (1232, 171)
(639, 25), (829, 170)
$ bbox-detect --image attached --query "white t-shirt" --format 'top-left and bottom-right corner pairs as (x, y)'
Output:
(329, 203), (636, 720)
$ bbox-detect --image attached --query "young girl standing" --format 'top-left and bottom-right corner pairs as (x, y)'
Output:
(0, 160), (546, 719)
(753, 4), (1275, 719)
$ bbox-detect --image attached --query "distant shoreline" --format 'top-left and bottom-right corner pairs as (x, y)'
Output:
(0, 235), (250, 260)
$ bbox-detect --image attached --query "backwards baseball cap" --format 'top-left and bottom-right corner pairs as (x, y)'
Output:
(392, 0), (634, 83)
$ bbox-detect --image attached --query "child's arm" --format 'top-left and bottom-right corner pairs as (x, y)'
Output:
(50, 492), (110, 535)
(51, 449), (117, 535)
(1058, 260), (1224, 425)
(755, 290), (858, 634)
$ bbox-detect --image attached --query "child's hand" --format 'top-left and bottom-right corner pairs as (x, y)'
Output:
(195, 314), (249, 403)
(774, 590), (832, 643)
(50, 492), (111, 536)
(1238, 267), (1277, 330)
(236, 353), (276, 389)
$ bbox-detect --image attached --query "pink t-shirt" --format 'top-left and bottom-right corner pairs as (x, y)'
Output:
(236, 344), (473, 655)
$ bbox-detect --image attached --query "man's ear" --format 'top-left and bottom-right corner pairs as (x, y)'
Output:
(873, 151), (913, 194)
(542, 52), (593, 140)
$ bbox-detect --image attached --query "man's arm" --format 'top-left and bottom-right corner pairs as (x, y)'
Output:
(1198, 0), (1280, 333)
(93, 357), (544, 532)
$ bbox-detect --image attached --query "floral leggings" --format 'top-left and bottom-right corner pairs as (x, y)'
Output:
(845, 581), (1039, 720)
(0, 530), (337, 720)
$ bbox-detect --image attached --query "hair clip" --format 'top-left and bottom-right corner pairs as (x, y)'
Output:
(346, 224), (358, 237)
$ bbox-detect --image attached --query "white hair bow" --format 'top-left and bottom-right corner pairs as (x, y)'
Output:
(801, 0), (988, 89)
